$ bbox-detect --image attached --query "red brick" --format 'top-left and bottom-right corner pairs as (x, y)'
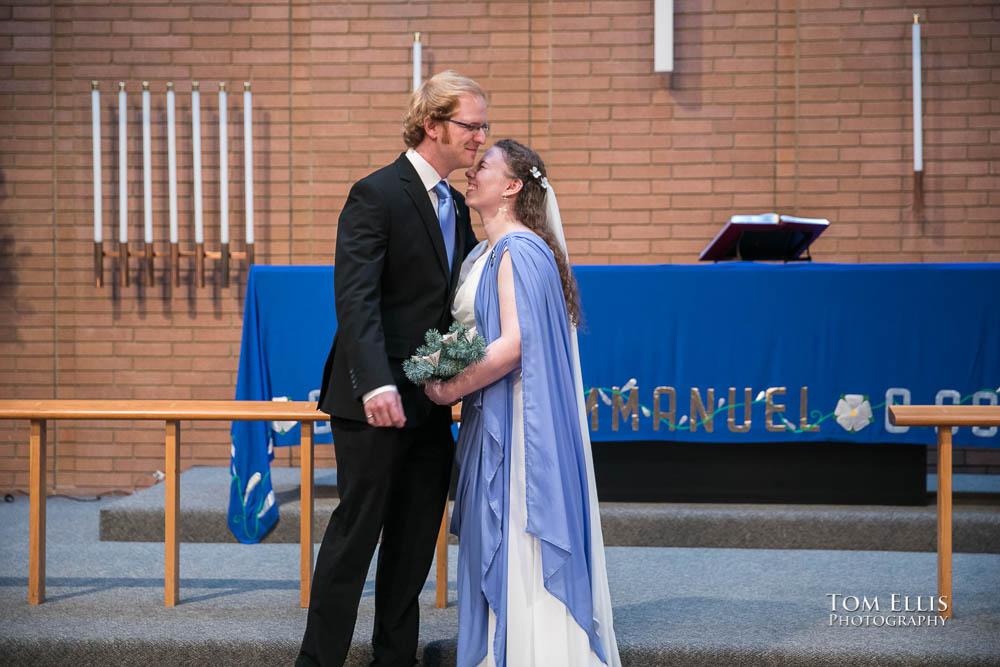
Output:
(1, 0), (998, 494)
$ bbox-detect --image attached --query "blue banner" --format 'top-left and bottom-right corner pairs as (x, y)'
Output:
(228, 263), (1000, 542)
(574, 263), (999, 446)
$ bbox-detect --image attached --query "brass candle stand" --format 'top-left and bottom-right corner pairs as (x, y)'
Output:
(93, 240), (254, 289)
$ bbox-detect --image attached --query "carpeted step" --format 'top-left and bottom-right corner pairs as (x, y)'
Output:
(3, 496), (1000, 667)
(98, 466), (1000, 553)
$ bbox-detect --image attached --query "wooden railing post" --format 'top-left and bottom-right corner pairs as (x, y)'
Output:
(165, 420), (181, 607)
(435, 505), (448, 608)
(937, 425), (953, 619)
(29, 419), (46, 605)
(300, 420), (314, 609)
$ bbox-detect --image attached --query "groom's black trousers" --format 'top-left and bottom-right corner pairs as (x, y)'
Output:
(296, 416), (454, 667)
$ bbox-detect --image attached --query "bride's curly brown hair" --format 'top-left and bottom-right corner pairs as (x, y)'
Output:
(494, 138), (580, 326)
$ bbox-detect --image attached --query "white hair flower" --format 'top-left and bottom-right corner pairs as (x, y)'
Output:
(529, 165), (549, 189)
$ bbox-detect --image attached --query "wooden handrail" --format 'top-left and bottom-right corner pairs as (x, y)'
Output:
(0, 399), (329, 421)
(888, 404), (1000, 620)
(0, 399), (457, 611)
(889, 405), (1000, 427)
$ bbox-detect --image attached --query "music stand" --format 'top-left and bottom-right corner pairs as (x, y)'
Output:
(699, 213), (829, 262)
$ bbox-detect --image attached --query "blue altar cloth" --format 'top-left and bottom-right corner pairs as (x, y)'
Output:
(228, 263), (1000, 542)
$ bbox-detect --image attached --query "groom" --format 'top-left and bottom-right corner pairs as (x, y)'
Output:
(297, 71), (487, 667)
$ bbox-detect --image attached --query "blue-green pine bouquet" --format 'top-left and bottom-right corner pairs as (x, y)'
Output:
(403, 321), (487, 385)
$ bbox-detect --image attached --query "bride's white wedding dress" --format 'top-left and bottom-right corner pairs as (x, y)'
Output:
(451, 240), (615, 667)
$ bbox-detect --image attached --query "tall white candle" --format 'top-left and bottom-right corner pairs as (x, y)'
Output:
(413, 32), (422, 91)
(91, 81), (102, 243)
(912, 15), (923, 172)
(118, 82), (127, 244)
(167, 82), (178, 244)
(141, 82), (152, 243)
(219, 82), (228, 245)
(243, 82), (253, 246)
(192, 82), (204, 244)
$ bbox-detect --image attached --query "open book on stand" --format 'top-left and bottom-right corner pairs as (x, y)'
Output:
(699, 213), (830, 262)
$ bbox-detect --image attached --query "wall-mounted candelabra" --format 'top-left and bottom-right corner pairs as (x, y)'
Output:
(91, 80), (255, 289)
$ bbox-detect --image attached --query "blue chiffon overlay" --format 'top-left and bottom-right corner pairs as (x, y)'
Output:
(451, 232), (606, 667)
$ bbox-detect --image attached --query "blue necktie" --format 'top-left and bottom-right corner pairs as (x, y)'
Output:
(433, 180), (456, 273)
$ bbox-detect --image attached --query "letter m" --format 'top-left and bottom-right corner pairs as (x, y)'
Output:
(861, 596), (879, 612)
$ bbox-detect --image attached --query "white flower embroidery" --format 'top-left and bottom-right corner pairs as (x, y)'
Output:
(835, 394), (873, 433)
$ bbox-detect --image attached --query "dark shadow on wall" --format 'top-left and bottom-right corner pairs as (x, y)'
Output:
(0, 169), (30, 343)
(668, 0), (704, 110)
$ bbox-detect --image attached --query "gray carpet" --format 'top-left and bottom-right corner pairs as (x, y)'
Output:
(2, 494), (1000, 665)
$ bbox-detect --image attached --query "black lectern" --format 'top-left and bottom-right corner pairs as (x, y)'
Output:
(699, 213), (829, 262)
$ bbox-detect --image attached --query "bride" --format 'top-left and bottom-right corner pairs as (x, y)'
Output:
(425, 139), (621, 667)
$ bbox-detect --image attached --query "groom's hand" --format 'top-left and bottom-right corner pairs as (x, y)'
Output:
(364, 390), (406, 428)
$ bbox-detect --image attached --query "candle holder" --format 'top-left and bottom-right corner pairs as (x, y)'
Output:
(164, 240), (254, 288)
(93, 239), (254, 289)
(92, 240), (135, 288)
(198, 242), (253, 288)
(92, 80), (257, 291)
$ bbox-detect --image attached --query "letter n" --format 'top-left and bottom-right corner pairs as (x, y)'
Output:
(690, 388), (714, 432)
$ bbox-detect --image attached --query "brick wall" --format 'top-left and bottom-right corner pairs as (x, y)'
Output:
(2, 0), (999, 495)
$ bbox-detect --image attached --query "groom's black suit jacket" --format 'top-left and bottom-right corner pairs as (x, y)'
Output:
(318, 152), (478, 427)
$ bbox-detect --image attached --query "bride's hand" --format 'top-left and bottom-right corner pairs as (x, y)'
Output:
(425, 379), (458, 406)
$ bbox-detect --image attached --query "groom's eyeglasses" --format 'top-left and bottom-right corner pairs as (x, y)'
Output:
(447, 119), (490, 136)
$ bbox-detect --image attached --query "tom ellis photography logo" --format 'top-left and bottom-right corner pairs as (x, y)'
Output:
(827, 594), (950, 627)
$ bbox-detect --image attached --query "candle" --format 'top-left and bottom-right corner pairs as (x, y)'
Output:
(219, 82), (228, 245)
(141, 81), (152, 244)
(118, 82), (127, 244)
(912, 15), (922, 172)
(167, 82), (178, 244)
(91, 81), (102, 243)
(413, 32), (422, 91)
(192, 82), (203, 244)
(243, 82), (253, 246)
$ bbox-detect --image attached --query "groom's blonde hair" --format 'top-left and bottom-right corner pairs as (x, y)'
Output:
(403, 70), (485, 148)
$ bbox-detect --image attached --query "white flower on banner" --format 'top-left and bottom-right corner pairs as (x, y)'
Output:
(834, 394), (873, 433)
(718, 397), (726, 409)
(781, 416), (796, 432)
(755, 390), (766, 402)
(598, 389), (612, 406)
(641, 405), (651, 417)
(271, 396), (297, 435)
(677, 415), (689, 427)
(621, 378), (637, 392)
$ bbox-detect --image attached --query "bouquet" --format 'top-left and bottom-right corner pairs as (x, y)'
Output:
(402, 321), (487, 386)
